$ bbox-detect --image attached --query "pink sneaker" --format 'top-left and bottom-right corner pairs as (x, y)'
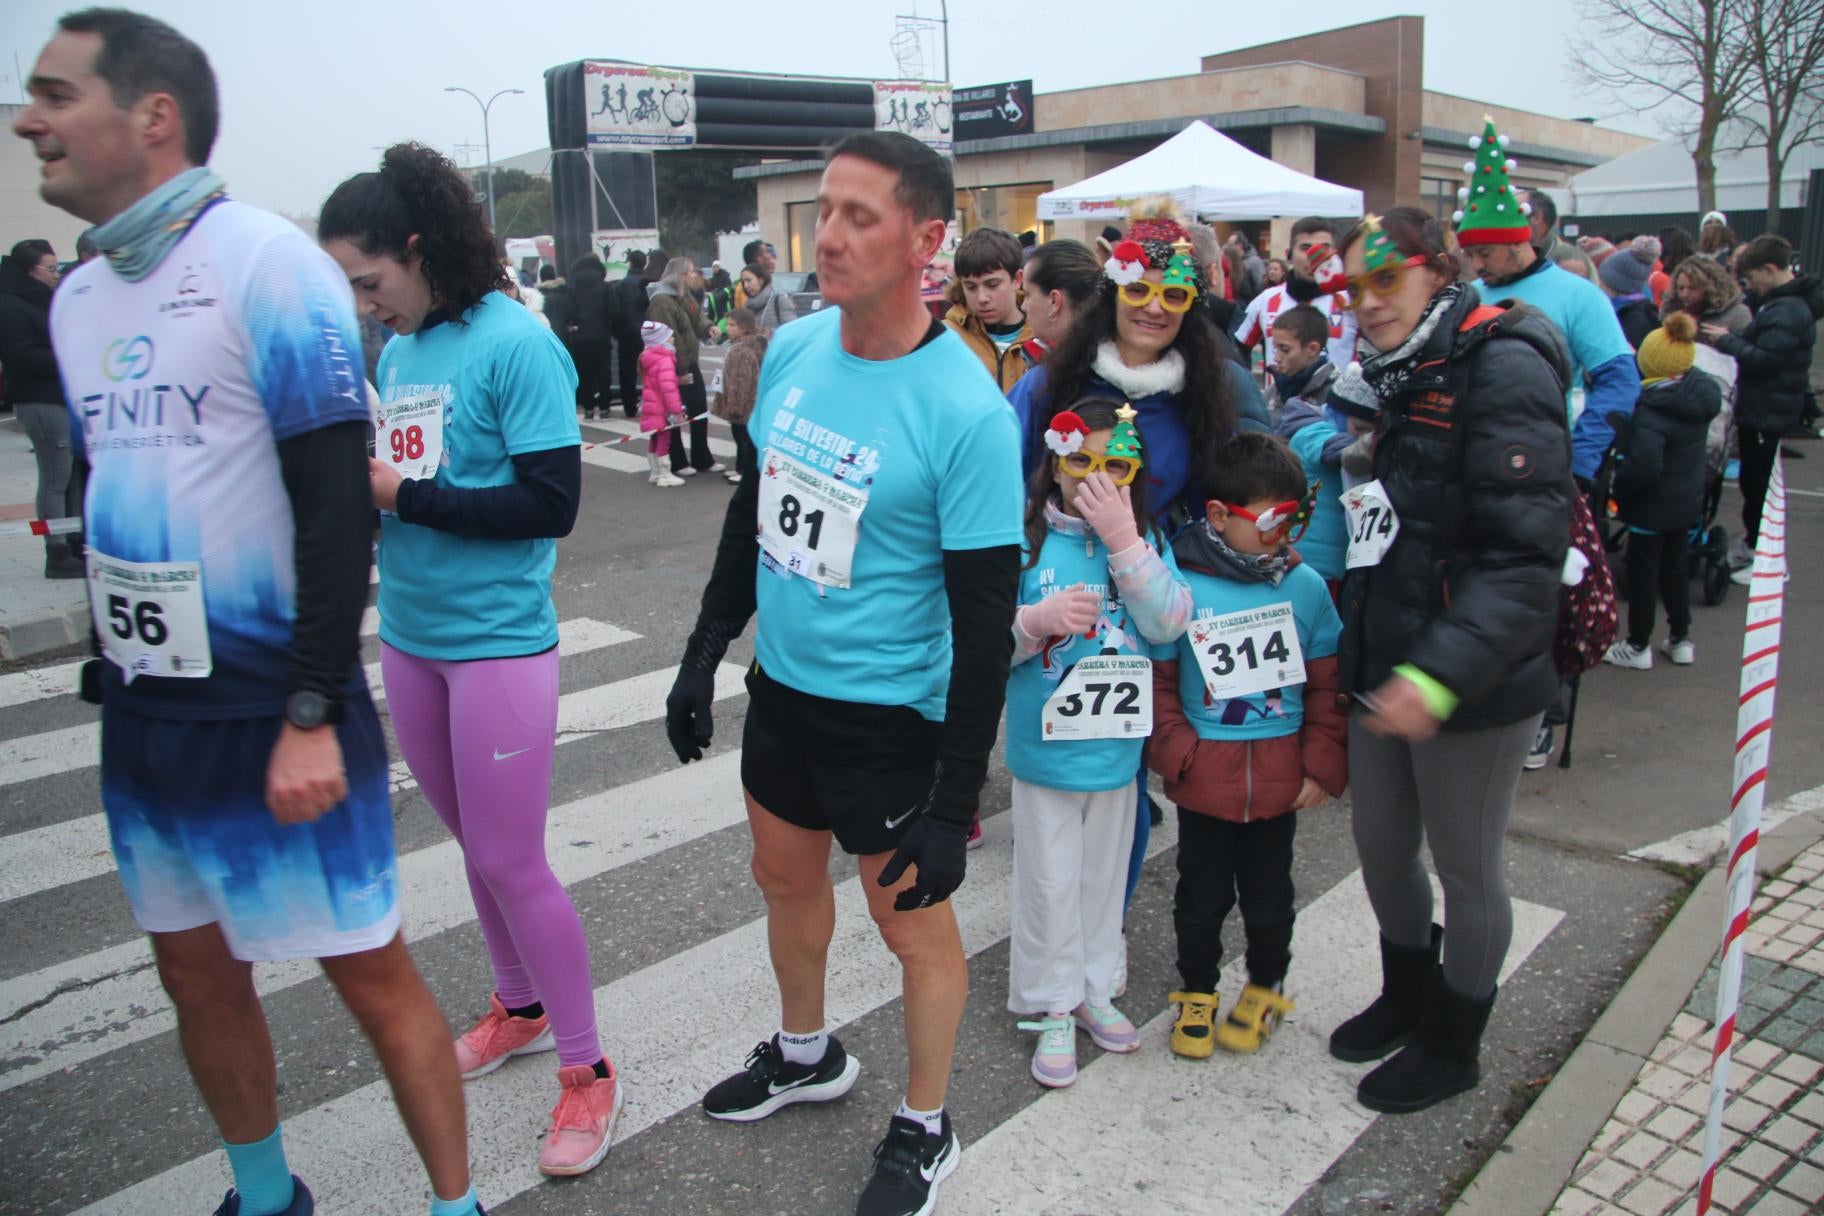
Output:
(537, 1062), (625, 1176)
(453, 994), (555, 1080)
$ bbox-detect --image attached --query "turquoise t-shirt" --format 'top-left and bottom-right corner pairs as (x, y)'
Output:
(1283, 421), (1348, 582)
(375, 293), (581, 660)
(752, 308), (1024, 720)
(1172, 562), (1341, 741)
(1004, 527), (1185, 792)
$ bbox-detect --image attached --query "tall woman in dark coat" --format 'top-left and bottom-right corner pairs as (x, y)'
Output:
(1324, 209), (1572, 1116)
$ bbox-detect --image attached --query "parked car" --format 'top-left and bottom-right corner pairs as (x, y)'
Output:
(771, 271), (824, 319)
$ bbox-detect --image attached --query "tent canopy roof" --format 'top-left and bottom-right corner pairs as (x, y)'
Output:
(1567, 118), (1824, 217)
(1036, 120), (1363, 222)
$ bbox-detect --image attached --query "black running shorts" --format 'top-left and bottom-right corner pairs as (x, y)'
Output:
(740, 663), (941, 856)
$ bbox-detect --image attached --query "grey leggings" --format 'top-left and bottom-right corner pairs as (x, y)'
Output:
(15, 402), (77, 528)
(1348, 711), (1542, 998)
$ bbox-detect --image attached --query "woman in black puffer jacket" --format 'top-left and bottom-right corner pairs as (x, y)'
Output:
(1323, 208), (1572, 1117)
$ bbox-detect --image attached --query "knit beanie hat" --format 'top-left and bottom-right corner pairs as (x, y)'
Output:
(1599, 235), (1661, 297)
(640, 320), (673, 348)
(1453, 117), (1531, 246)
(1637, 311), (1698, 385)
(1325, 361), (1381, 422)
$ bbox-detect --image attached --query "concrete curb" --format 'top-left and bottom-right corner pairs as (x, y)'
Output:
(0, 600), (89, 661)
(1447, 803), (1824, 1216)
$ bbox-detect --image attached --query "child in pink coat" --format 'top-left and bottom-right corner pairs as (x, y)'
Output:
(639, 320), (686, 487)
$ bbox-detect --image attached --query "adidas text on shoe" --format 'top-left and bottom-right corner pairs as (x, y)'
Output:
(454, 993), (555, 1080)
(1603, 641), (1652, 670)
(856, 1111), (961, 1216)
(702, 1035), (861, 1122)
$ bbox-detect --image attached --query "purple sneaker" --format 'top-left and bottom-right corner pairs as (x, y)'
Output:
(1017, 1014), (1077, 1087)
(1075, 999), (1141, 1053)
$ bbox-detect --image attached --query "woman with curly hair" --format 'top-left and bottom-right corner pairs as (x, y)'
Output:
(1663, 251), (1753, 337)
(318, 144), (620, 1178)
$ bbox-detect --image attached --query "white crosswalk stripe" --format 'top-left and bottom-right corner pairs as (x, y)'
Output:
(0, 602), (1571, 1216)
(0, 617), (638, 796)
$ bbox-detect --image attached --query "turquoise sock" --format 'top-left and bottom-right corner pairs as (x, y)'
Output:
(222, 1126), (294, 1216)
(429, 1185), (481, 1216)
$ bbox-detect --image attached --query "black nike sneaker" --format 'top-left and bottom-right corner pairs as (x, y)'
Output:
(855, 1111), (961, 1216)
(701, 1034), (861, 1122)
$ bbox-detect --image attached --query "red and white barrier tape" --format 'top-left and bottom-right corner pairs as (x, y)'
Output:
(581, 412), (710, 451)
(0, 515), (82, 538)
(1697, 455), (1788, 1215)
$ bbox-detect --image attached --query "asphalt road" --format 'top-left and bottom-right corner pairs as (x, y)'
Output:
(2, 413), (1818, 1216)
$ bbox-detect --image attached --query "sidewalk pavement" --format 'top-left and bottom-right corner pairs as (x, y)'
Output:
(1451, 800), (1824, 1216)
(0, 415), (88, 660)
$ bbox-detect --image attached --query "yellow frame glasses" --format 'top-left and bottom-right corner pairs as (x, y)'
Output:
(1058, 449), (1141, 487)
(1117, 279), (1199, 314)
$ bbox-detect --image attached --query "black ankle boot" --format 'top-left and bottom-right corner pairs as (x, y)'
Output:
(1330, 925), (1440, 1063)
(1357, 972), (1496, 1114)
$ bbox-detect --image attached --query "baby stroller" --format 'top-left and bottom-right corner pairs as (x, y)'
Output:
(1686, 346), (1737, 606)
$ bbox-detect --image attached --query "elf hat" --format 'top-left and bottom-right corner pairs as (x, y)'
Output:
(1453, 116), (1532, 247)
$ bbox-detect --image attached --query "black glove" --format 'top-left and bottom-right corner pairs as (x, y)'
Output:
(877, 815), (971, 911)
(664, 665), (716, 763)
(78, 658), (103, 706)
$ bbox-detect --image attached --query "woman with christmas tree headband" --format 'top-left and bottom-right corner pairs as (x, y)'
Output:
(1324, 205), (1573, 1117)
(1006, 196), (1271, 918)
(1004, 398), (1191, 1088)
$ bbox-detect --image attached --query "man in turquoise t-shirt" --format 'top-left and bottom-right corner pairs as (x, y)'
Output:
(664, 132), (1022, 1216)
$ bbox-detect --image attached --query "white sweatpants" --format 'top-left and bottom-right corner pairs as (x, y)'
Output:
(1007, 778), (1138, 1014)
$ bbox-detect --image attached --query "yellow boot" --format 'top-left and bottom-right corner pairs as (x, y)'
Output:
(1215, 983), (1296, 1054)
(1168, 991), (1219, 1059)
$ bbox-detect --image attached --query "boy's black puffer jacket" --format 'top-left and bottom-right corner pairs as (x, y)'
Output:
(1713, 274), (1823, 434)
(1614, 371), (1722, 533)
(1338, 292), (1573, 732)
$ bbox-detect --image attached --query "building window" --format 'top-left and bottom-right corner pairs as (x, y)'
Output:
(1421, 177), (1458, 222)
(954, 182), (1050, 238)
(784, 201), (819, 272)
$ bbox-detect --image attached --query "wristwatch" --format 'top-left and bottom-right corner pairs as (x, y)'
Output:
(284, 690), (345, 730)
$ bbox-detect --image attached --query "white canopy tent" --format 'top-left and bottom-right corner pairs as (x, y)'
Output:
(1566, 119), (1823, 218)
(1036, 120), (1363, 222)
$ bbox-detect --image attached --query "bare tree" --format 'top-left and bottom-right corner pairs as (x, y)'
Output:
(1571, 0), (1755, 212)
(1735, 0), (1824, 227)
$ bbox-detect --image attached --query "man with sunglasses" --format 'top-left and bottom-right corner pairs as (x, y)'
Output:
(1235, 217), (1357, 374)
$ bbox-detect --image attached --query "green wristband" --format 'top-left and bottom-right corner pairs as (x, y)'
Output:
(1394, 664), (1460, 722)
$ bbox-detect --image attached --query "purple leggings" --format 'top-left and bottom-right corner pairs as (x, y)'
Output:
(381, 643), (602, 1066)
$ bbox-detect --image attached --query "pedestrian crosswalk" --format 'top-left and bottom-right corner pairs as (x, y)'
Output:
(578, 416), (739, 476)
(0, 592), (1571, 1216)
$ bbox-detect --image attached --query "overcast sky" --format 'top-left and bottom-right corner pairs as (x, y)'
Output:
(2, 0), (1664, 217)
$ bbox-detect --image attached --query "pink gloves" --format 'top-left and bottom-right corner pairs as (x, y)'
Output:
(1018, 584), (1102, 641)
(1074, 472), (1141, 555)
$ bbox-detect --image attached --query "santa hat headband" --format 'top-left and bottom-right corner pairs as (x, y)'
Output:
(1044, 410), (1090, 457)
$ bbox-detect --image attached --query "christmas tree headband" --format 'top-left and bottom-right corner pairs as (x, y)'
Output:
(1043, 402), (1146, 465)
(1453, 116), (1532, 246)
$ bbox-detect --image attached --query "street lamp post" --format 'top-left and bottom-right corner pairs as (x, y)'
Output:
(444, 85), (523, 233)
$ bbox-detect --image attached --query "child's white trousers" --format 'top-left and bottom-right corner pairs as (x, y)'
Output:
(1008, 778), (1138, 1014)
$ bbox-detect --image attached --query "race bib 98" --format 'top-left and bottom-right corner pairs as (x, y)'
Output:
(375, 392), (445, 481)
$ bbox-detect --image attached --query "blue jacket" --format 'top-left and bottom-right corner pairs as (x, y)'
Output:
(1272, 399), (1350, 581)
